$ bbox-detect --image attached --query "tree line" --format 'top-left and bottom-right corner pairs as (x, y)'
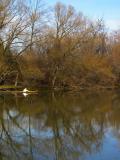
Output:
(0, 0), (120, 89)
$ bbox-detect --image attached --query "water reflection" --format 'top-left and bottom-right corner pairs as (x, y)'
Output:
(0, 91), (120, 159)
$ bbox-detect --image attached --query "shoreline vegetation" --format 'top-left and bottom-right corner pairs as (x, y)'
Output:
(1, 1), (120, 90)
(0, 85), (119, 93)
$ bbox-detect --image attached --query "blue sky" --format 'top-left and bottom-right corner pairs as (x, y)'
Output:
(46, 0), (120, 30)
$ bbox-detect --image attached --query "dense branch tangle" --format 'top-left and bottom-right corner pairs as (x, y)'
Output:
(0, 1), (118, 88)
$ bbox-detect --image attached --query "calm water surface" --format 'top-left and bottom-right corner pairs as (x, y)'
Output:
(0, 90), (120, 160)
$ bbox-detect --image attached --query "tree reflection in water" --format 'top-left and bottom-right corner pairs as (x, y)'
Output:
(0, 91), (120, 159)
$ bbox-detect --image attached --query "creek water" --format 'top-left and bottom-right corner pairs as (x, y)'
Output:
(0, 90), (120, 160)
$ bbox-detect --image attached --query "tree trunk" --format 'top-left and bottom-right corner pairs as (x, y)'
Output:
(15, 73), (19, 87)
(52, 75), (57, 88)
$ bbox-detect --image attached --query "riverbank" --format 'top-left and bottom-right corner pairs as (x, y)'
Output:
(0, 85), (23, 91)
(0, 84), (119, 92)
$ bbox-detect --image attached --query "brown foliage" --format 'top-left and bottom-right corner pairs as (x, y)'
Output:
(0, 1), (120, 89)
